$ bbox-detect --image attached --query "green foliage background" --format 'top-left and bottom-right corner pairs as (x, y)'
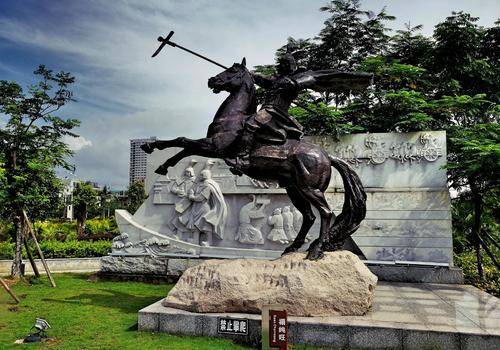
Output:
(256, 1), (499, 293)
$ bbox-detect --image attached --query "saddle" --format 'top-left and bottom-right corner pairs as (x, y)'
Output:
(250, 142), (290, 160)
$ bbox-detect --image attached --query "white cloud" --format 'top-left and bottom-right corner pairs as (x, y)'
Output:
(63, 135), (92, 152)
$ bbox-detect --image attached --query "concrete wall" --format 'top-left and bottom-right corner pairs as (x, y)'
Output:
(0, 257), (101, 276)
(114, 131), (453, 265)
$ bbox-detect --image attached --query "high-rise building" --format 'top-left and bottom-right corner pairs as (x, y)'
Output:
(129, 137), (156, 185)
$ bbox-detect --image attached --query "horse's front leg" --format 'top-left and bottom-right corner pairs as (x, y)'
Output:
(141, 137), (194, 154)
(154, 138), (219, 175)
(155, 149), (192, 175)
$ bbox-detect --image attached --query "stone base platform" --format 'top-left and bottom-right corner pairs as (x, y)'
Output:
(138, 282), (500, 349)
(102, 255), (464, 284)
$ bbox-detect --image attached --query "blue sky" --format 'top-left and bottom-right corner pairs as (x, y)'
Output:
(0, 0), (498, 189)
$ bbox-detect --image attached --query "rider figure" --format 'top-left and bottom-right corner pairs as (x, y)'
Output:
(238, 44), (304, 157)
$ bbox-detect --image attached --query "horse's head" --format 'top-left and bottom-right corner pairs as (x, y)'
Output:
(208, 58), (251, 94)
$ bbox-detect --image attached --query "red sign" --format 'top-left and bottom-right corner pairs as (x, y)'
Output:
(269, 310), (288, 349)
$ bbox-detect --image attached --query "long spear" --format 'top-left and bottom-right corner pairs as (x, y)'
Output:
(152, 31), (228, 69)
(151, 32), (330, 119)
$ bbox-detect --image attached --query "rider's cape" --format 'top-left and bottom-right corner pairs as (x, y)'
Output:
(255, 106), (304, 144)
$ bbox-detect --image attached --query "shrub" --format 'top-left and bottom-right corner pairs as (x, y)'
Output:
(0, 240), (112, 259)
(85, 218), (118, 234)
(37, 240), (112, 258)
(454, 249), (499, 297)
(0, 221), (14, 242)
(0, 241), (14, 259)
(34, 220), (77, 241)
(30, 218), (119, 242)
(77, 218), (119, 241)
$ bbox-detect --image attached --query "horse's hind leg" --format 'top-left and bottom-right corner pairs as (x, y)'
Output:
(282, 186), (316, 255)
(155, 149), (192, 175)
(298, 187), (333, 260)
(142, 137), (215, 154)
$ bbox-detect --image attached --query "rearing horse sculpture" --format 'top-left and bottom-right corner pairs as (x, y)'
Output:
(142, 59), (367, 260)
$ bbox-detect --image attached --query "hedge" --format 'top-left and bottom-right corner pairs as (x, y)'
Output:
(0, 240), (112, 260)
(454, 249), (499, 297)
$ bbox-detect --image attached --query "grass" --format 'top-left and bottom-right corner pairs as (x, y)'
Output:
(0, 274), (343, 349)
(0, 274), (253, 350)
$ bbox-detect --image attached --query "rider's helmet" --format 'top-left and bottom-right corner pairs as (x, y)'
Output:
(276, 43), (298, 75)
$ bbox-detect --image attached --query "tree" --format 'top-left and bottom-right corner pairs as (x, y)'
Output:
(429, 14), (499, 279)
(0, 65), (79, 277)
(390, 23), (433, 66)
(447, 124), (500, 277)
(311, 0), (395, 71)
(481, 19), (500, 67)
(0, 165), (6, 215)
(72, 182), (98, 236)
(309, 0), (395, 106)
(126, 180), (146, 214)
(99, 185), (112, 218)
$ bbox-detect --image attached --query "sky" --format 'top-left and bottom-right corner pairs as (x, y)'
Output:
(0, 0), (498, 189)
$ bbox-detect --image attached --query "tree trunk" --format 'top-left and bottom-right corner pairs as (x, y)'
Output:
(470, 180), (484, 281)
(475, 236), (483, 280)
(5, 149), (24, 278)
(77, 207), (87, 236)
(10, 212), (24, 277)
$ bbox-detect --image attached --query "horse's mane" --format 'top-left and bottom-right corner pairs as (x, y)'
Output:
(240, 67), (257, 114)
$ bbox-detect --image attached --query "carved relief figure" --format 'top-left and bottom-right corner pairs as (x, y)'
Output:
(282, 206), (297, 241)
(235, 195), (269, 244)
(292, 207), (303, 233)
(179, 167), (228, 245)
(267, 208), (288, 244)
(365, 135), (386, 164)
(171, 160), (197, 236)
(420, 133), (441, 161)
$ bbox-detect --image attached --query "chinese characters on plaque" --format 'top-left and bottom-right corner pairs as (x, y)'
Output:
(269, 310), (288, 349)
(217, 317), (248, 335)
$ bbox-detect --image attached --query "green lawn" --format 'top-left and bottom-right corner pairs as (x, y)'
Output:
(0, 274), (254, 350)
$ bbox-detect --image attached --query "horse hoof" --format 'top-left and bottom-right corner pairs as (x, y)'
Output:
(282, 247), (298, 256)
(141, 143), (154, 154)
(155, 165), (169, 175)
(306, 248), (324, 261)
(229, 167), (243, 176)
(306, 241), (324, 260)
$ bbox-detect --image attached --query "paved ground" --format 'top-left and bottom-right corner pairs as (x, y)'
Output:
(323, 282), (500, 336)
(139, 282), (500, 349)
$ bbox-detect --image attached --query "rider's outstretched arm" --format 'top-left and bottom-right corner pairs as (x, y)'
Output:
(250, 72), (274, 88)
(293, 70), (373, 91)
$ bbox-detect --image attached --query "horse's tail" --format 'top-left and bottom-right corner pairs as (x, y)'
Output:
(325, 155), (367, 250)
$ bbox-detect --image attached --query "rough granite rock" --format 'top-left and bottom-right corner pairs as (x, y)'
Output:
(100, 256), (168, 275)
(163, 251), (378, 316)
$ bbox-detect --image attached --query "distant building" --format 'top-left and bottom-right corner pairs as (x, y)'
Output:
(129, 137), (156, 185)
(85, 181), (101, 191)
(60, 179), (102, 220)
(61, 179), (76, 220)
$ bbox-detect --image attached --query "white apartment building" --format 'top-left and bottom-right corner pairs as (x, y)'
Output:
(129, 137), (156, 185)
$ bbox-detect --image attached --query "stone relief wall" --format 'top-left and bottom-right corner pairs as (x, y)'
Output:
(114, 131), (452, 264)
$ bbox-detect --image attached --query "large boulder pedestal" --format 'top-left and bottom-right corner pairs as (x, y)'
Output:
(163, 251), (377, 316)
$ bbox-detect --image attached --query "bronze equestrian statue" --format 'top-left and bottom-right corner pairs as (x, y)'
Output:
(143, 34), (371, 260)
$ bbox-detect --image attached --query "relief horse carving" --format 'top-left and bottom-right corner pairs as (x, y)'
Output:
(142, 59), (367, 260)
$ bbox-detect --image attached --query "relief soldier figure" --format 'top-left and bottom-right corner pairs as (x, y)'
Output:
(179, 168), (227, 245)
(267, 208), (288, 244)
(235, 195), (269, 245)
(171, 160), (197, 236)
(282, 206), (297, 241)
